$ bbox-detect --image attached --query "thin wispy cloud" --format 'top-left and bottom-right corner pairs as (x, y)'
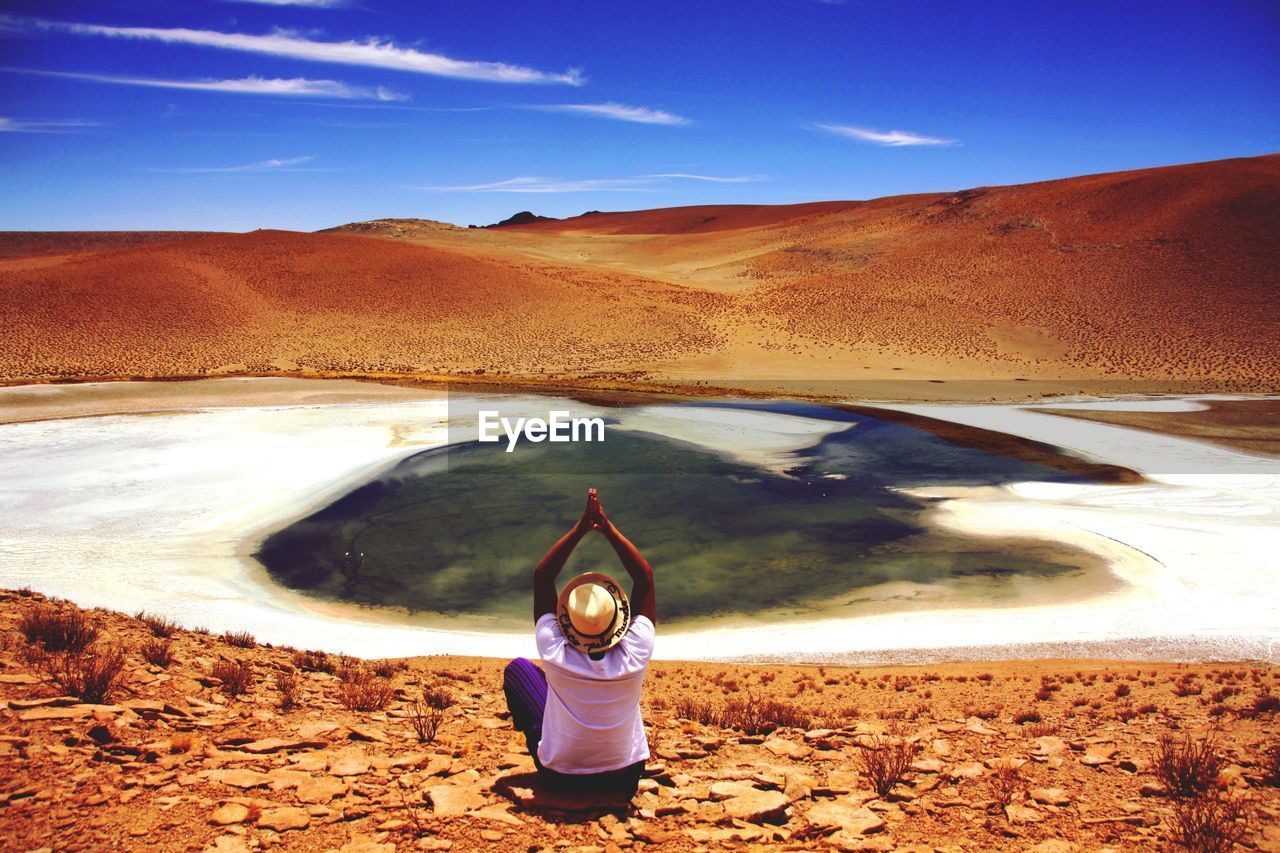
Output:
(145, 156), (322, 173)
(532, 102), (688, 125)
(4, 67), (406, 101)
(419, 174), (765, 193)
(9, 16), (584, 85)
(644, 173), (763, 183)
(816, 123), (955, 147)
(223, 0), (349, 7)
(0, 116), (100, 132)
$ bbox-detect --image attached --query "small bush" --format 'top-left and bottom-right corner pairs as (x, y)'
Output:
(1153, 734), (1223, 798)
(1013, 710), (1042, 725)
(140, 638), (174, 668)
(1248, 692), (1280, 717)
(1169, 794), (1245, 852)
(338, 670), (395, 712)
(988, 760), (1022, 807)
(136, 611), (179, 638)
(1026, 720), (1058, 738)
(723, 696), (811, 735)
(857, 732), (918, 798)
(221, 631), (256, 649)
(276, 671), (299, 710)
(1174, 681), (1204, 698)
(371, 659), (405, 679)
(38, 644), (127, 703)
(292, 649), (335, 673)
(20, 605), (98, 653)
(673, 696), (721, 727)
(407, 687), (456, 743)
(213, 660), (255, 697)
(1114, 683), (1131, 698)
(1261, 742), (1280, 788)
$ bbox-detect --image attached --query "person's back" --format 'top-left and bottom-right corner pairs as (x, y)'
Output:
(502, 489), (657, 796)
(536, 609), (654, 773)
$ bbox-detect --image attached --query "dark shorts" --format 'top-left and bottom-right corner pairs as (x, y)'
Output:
(502, 657), (645, 796)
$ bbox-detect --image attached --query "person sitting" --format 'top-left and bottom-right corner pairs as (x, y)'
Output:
(502, 488), (657, 797)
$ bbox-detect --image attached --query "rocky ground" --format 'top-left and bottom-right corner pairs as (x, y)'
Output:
(1, 589), (1277, 851)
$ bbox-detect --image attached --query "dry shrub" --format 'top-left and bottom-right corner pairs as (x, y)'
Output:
(1114, 683), (1131, 698)
(673, 696), (721, 727)
(1169, 794), (1245, 852)
(1246, 692), (1280, 718)
(372, 659), (406, 678)
(37, 644), (127, 703)
(213, 660), (255, 697)
(1258, 741), (1280, 788)
(292, 649), (335, 673)
(339, 670), (395, 712)
(723, 695), (810, 735)
(1026, 720), (1058, 738)
(276, 671), (299, 710)
(1174, 680), (1204, 698)
(988, 760), (1022, 807)
(140, 638), (174, 668)
(858, 732), (918, 798)
(136, 611), (179, 638)
(407, 687), (456, 743)
(20, 605), (98, 653)
(1153, 734), (1223, 798)
(1013, 710), (1042, 725)
(221, 630), (256, 649)
(169, 733), (195, 754)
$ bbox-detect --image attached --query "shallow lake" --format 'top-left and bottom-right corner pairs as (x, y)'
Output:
(257, 399), (1107, 628)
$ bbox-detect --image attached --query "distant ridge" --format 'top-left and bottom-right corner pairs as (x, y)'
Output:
(485, 211), (557, 228)
(2, 154), (1277, 391)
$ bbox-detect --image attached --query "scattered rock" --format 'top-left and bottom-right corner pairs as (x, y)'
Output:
(208, 769), (271, 790)
(328, 754), (371, 777)
(240, 737), (326, 754)
(805, 800), (886, 835)
(209, 803), (251, 826)
(425, 784), (486, 817)
(257, 806), (310, 832)
(296, 776), (347, 805)
(1029, 787), (1070, 807)
(1005, 803), (1043, 824)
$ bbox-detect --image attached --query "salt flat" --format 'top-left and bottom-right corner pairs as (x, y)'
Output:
(0, 380), (1275, 662)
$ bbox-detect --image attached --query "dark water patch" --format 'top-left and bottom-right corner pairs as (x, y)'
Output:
(257, 401), (1108, 626)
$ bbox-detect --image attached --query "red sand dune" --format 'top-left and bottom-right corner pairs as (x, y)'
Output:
(508, 201), (863, 235)
(1, 155), (1277, 391)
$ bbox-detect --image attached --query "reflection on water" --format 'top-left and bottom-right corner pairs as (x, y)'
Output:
(257, 401), (1104, 627)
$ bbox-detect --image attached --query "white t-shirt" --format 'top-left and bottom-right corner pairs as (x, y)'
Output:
(534, 612), (654, 774)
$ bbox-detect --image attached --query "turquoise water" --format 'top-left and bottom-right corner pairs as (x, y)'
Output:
(257, 400), (1102, 626)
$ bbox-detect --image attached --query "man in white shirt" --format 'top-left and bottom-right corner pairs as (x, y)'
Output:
(503, 489), (657, 796)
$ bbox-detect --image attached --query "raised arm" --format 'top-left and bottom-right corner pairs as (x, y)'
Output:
(532, 491), (595, 622)
(594, 500), (657, 627)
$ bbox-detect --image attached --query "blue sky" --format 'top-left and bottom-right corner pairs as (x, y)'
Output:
(1, 1), (1276, 231)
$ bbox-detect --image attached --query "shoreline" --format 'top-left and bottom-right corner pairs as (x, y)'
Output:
(4, 368), (1278, 410)
(0, 378), (1277, 663)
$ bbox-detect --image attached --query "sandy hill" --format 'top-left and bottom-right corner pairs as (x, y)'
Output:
(2, 589), (1277, 851)
(1, 155), (1277, 392)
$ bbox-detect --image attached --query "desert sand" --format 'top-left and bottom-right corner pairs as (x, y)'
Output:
(1, 155), (1277, 395)
(1, 590), (1277, 852)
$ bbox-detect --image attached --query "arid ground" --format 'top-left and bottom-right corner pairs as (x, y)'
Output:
(2, 591), (1278, 852)
(1, 155), (1277, 398)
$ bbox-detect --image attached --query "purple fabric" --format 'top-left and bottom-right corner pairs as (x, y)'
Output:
(503, 657), (548, 738)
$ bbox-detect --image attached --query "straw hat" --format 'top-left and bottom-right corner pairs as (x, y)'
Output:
(557, 572), (632, 654)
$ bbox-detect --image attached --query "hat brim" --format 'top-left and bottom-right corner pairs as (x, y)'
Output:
(556, 572), (632, 654)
